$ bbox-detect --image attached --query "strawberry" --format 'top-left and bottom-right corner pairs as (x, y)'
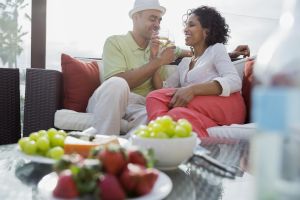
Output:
(135, 169), (159, 196)
(53, 170), (79, 199)
(98, 145), (127, 175)
(127, 149), (147, 167)
(119, 163), (158, 197)
(98, 174), (126, 200)
(119, 163), (143, 194)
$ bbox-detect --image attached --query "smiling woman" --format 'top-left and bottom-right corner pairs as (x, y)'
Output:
(45, 0), (283, 70)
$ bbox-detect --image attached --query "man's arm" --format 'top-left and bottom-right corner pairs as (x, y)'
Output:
(177, 45), (250, 59)
(115, 47), (176, 89)
(228, 45), (250, 59)
(114, 58), (162, 89)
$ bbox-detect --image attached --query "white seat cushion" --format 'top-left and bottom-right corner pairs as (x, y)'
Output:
(54, 108), (148, 134)
(207, 123), (256, 140)
(55, 109), (93, 131)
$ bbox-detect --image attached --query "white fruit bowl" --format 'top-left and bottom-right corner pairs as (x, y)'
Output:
(130, 132), (198, 170)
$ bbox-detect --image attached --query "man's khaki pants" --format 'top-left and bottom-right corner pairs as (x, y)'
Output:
(86, 77), (147, 136)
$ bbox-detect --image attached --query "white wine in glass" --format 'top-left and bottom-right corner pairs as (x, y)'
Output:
(159, 36), (169, 47)
(158, 29), (170, 47)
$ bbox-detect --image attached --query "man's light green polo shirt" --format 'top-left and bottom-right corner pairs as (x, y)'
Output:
(102, 32), (181, 97)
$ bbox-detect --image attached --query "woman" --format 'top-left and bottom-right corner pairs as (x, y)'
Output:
(146, 6), (246, 138)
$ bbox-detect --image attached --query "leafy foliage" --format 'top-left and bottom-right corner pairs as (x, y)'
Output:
(0, 0), (30, 68)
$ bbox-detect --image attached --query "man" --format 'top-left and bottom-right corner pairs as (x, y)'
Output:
(86, 0), (250, 135)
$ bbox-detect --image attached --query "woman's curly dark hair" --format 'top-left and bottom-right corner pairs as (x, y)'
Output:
(183, 6), (230, 46)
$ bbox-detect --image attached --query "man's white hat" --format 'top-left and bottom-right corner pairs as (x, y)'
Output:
(129, 0), (166, 18)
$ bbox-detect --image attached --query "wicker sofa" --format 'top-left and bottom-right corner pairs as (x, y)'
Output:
(0, 68), (21, 144)
(23, 57), (255, 138)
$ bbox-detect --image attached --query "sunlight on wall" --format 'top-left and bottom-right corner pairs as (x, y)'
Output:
(46, 0), (284, 70)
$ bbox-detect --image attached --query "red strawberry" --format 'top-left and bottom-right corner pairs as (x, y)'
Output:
(135, 169), (159, 196)
(119, 163), (143, 193)
(53, 170), (79, 199)
(98, 174), (126, 200)
(128, 149), (147, 167)
(98, 145), (127, 175)
(119, 163), (158, 197)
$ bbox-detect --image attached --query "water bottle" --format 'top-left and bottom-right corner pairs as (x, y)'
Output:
(255, 0), (300, 89)
(251, 0), (300, 199)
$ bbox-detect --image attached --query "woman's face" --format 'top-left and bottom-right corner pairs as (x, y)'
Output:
(184, 14), (207, 47)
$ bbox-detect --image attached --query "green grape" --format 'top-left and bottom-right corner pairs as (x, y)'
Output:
(164, 126), (175, 137)
(174, 125), (189, 137)
(136, 130), (151, 138)
(23, 140), (37, 155)
(158, 115), (173, 127)
(47, 128), (58, 139)
(177, 119), (192, 135)
(153, 116), (162, 123)
(57, 130), (67, 138)
(48, 146), (64, 160)
(152, 116), (176, 137)
(50, 134), (65, 147)
(156, 132), (169, 138)
(46, 149), (51, 158)
(151, 123), (164, 133)
(147, 127), (154, 134)
(142, 116), (192, 139)
(36, 136), (50, 152)
(18, 137), (30, 150)
(149, 131), (157, 138)
(29, 132), (39, 141)
(134, 125), (149, 134)
(148, 120), (156, 128)
(38, 130), (48, 137)
(163, 121), (176, 137)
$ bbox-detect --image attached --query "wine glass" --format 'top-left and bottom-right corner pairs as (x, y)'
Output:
(158, 28), (170, 48)
(168, 32), (175, 47)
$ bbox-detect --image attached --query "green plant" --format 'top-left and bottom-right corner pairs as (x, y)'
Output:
(0, 0), (30, 68)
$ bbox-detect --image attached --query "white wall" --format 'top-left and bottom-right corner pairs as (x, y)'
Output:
(46, 0), (284, 70)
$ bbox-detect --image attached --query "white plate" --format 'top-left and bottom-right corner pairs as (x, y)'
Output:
(38, 170), (172, 200)
(17, 136), (129, 164)
(17, 146), (56, 164)
(95, 135), (129, 147)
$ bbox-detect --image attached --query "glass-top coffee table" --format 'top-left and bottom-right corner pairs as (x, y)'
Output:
(0, 138), (254, 200)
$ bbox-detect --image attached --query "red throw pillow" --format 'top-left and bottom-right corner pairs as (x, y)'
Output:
(61, 54), (100, 112)
(242, 59), (255, 123)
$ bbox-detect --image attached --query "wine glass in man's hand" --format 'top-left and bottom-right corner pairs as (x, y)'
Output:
(158, 29), (173, 48)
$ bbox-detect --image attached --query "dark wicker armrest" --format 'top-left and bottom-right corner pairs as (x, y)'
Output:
(23, 68), (62, 136)
(0, 68), (21, 144)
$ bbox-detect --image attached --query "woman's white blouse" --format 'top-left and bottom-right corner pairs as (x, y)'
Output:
(164, 43), (242, 97)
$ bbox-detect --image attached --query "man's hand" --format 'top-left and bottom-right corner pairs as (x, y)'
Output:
(169, 86), (195, 108)
(229, 45), (250, 59)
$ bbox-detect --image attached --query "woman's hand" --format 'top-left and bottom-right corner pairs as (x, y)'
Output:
(169, 86), (195, 108)
(159, 47), (176, 65)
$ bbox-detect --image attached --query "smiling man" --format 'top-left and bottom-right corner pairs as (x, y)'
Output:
(86, 0), (179, 135)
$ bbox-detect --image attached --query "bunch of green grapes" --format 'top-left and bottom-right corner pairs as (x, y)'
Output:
(18, 128), (67, 159)
(134, 116), (193, 138)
